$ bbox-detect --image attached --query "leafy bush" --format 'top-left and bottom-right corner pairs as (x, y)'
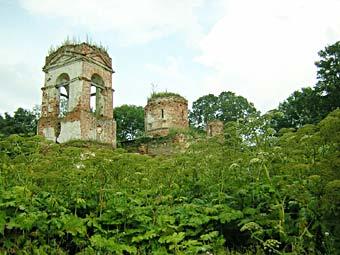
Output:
(0, 109), (339, 254)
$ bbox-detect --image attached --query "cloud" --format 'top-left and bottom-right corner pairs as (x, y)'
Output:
(145, 56), (209, 107)
(0, 62), (41, 114)
(0, 35), (45, 113)
(19, 0), (205, 45)
(146, 57), (190, 93)
(195, 0), (340, 112)
(13, 0), (340, 114)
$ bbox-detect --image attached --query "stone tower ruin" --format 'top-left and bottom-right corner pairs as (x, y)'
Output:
(144, 92), (189, 137)
(206, 120), (224, 137)
(37, 42), (116, 146)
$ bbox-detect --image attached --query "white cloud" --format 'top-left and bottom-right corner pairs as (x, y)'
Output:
(196, 0), (340, 112)
(0, 41), (44, 113)
(10, 0), (340, 114)
(144, 56), (220, 109)
(19, 0), (204, 45)
(145, 57), (196, 101)
(0, 62), (41, 113)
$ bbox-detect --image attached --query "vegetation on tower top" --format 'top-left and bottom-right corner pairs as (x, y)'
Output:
(148, 91), (187, 102)
(47, 36), (108, 56)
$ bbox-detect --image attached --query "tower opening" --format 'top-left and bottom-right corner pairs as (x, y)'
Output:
(56, 73), (70, 117)
(90, 74), (105, 116)
(38, 42), (116, 146)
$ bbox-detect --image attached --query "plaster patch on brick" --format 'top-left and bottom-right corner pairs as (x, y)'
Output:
(38, 42), (117, 147)
(42, 127), (56, 141)
(57, 121), (81, 143)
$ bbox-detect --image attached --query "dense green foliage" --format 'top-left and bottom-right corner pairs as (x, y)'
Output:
(315, 41), (340, 115)
(114, 105), (145, 141)
(1, 109), (339, 254)
(0, 107), (38, 137)
(0, 41), (339, 254)
(271, 41), (340, 130)
(189, 91), (258, 130)
(269, 87), (321, 130)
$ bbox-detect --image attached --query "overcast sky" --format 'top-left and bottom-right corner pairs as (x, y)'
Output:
(1, 0), (339, 114)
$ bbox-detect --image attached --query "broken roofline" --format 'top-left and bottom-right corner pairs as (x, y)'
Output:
(48, 39), (109, 56)
(147, 92), (187, 103)
(44, 43), (113, 73)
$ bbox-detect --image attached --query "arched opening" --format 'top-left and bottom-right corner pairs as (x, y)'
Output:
(56, 73), (70, 117)
(90, 74), (105, 116)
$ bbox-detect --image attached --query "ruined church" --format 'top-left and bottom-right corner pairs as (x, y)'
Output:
(37, 43), (116, 146)
(37, 42), (223, 147)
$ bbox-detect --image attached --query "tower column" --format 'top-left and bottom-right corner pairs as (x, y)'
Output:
(37, 42), (116, 147)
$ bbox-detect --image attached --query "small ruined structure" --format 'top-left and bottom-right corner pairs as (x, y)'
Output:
(206, 120), (224, 137)
(144, 92), (189, 137)
(37, 42), (116, 146)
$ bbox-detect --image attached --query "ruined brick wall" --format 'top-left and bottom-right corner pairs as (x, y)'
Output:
(144, 95), (189, 137)
(38, 43), (116, 147)
(206, 120), (224, 137)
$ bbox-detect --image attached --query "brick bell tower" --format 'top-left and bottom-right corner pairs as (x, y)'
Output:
(37, 42), (116, 147)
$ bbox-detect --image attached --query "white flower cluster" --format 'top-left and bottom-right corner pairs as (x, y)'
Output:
(240, 222), (261, 232)
(80, 152), (96, 160)
(263, 239), (281, 252)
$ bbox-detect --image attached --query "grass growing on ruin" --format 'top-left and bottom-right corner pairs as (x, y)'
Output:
(48, 36), (108, 56)
(148, 91), (187, 102)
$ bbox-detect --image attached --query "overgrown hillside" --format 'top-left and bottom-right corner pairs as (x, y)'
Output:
(0, 110), (339, 254)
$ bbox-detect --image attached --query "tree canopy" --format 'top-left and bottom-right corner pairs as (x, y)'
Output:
(114, 104), (144, 141)
(270, 87), (321, 130)
(269, 41), (340, 130)
(315, 41), (340, 115)
(0, 107), (38, 137)
(189, 91), (258, 129)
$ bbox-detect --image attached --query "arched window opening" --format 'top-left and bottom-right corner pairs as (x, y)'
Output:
(90, 74), (105, 116)
(90, 85), (97, 112)
(56, 73), (70, 117)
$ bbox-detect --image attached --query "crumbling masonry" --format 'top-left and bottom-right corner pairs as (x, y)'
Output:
(37, 43), (116, 147)
(206, 120), (224, 137)
(145, 94), (189, 137)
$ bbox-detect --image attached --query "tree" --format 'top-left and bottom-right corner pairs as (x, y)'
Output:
(315, 41), (340, 115)
(189, 91), (258, 129)
(269, 41), (340, 130)
(114, 105), (144, 141)
(271, 87), (322, 130)
(0, 107), (38, 137)
(189, 94), (219, 129)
